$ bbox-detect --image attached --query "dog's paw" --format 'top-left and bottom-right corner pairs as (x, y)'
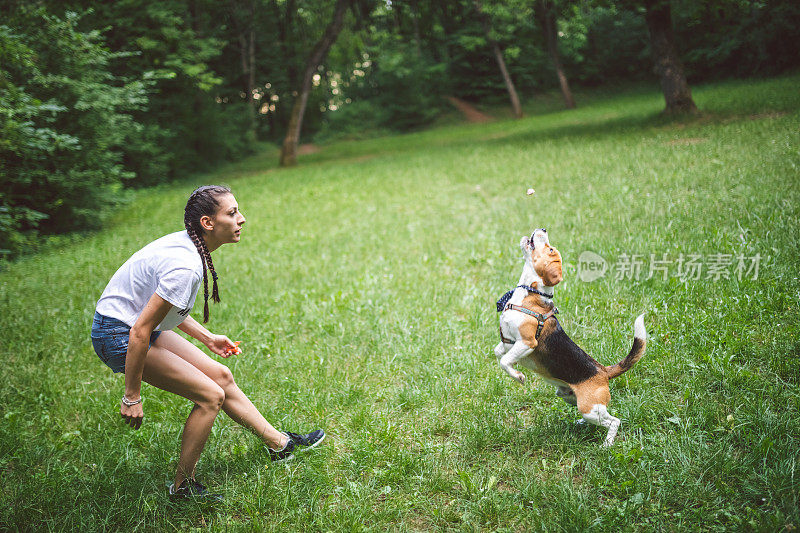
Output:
(515, 372), (526, 385)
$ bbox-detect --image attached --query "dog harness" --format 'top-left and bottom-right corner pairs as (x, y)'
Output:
(496, 285), (559, 344)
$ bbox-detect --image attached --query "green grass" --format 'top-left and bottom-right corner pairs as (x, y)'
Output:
(1, 74), (799, 531)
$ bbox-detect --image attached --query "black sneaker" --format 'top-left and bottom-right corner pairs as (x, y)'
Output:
(286, 429), (326, 452)
(268, 429), (325, 463)
(268, 436), (296, 463)
(169, 478), (223, 501)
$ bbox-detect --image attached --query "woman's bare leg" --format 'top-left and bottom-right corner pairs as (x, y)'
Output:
(141, 344), (226, 489)
(154, 331), (287, 450)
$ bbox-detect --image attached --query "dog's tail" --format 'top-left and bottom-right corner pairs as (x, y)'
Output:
(605, 314), (647, 380)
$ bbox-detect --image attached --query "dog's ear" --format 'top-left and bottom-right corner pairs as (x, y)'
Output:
(520, 236), (531, 250)
(543, 261), (563, 286)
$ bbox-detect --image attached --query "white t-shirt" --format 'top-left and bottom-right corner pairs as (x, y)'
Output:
(96, 231), (204, 331)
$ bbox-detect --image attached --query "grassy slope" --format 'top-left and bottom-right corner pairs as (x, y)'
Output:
(1, 75), (799, 531)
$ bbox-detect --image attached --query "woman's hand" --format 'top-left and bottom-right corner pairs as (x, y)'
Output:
(121, 399), (144, 429)
(178, 317), (241, 357)
(206, 334), (240, 358)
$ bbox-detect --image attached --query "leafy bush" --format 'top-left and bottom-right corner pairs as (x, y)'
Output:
(321, 41), (448, 135)
(72, 1), (255, 186)
(568, 6), (652, 85)
(0, 8), (149, 256)
(675, 0), (800, 79)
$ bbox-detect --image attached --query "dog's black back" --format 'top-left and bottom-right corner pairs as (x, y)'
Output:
(539, 320), (600, 384)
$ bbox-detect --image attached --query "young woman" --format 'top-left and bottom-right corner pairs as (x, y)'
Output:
(91, 185), (324, 500)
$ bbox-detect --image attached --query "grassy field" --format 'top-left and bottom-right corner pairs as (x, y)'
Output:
(1, 74), (799, 531)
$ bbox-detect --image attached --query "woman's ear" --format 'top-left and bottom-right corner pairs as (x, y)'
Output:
(199, 214), (214, 232)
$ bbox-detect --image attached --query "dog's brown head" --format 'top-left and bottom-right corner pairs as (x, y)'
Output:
(520, 228), (563, 287)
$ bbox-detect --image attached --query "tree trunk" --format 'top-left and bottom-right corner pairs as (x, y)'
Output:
(474, 0), (523, 119)
(189, 0), (204, 152)
(248, 18), (256, 112)
(273, 0), (297, 132)
(238, 32), (256, 130)
(644, 0), (698, 114)
(233, 0), (257, 139)
(410, 0), (422, 58)
(536, 0), (575, 109)
(275, 0), (297, 88)
(433, 2), (453, 66)
(280, 0), (350, 167)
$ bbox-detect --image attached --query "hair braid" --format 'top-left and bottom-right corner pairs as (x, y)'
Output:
(203, 246), (220, 303)
(184, 185), (231, 323)
(186, 226), (211, 322)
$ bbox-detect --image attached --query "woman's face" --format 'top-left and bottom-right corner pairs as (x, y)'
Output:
(203, 193), (246, 249)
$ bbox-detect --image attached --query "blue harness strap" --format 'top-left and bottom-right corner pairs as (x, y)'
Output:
(504, 304), (559, 339)
(495, 284), (544, 312)
(496, 285), (559, 342)
(496, 289), (515, 313)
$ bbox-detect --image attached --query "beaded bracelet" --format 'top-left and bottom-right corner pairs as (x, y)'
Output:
(121, 395), (143, 407)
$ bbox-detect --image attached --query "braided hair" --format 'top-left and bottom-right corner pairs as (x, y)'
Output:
(184, 185), (231, 322)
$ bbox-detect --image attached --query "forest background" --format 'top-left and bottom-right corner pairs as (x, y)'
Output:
(1, 0), (799, 257)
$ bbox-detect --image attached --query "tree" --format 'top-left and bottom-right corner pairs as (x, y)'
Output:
(279, 0), (352, 167)
(473, 0), (523, 118)
(642, 0), (697, 113)
(0, 7), (149, 255)
(535, 0), (575, 109)
(227, 0), (258, 141)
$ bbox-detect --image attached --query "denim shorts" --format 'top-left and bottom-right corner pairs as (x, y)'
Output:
(91, 312), (162, 373)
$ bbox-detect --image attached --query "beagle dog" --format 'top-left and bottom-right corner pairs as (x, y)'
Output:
(494, 228), (646, 446)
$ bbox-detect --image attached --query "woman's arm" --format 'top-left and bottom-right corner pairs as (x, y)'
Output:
(122, 293), (172, 428)
(176, 315), (212, 345)
(178, 315), (238, 358)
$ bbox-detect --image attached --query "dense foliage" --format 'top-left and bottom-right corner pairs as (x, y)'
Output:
(0, 8), (149, 253)
(1, 0), (799, 256)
